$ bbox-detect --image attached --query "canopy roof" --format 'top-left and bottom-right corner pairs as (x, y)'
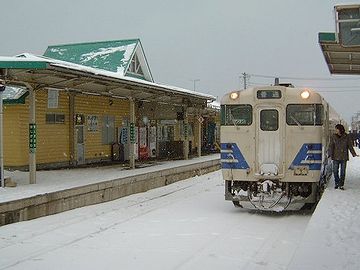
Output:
(1, 86), (28, 104)
(0, 53), (215, 106)
(319, 32), (360, 74)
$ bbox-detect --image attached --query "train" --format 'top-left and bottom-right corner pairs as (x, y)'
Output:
(220, 84), (345, 211)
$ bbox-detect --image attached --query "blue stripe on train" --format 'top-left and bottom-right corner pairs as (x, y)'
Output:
(290, 143), (322, 170)
(220, 143), (250, 169)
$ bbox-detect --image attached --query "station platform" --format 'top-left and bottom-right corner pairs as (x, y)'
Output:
(288, 154), (360, 269)
(0, 155), (220, 226)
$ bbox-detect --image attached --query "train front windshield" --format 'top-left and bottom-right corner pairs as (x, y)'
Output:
(221, 105), (252, 126)
(286, 104), (324, 126)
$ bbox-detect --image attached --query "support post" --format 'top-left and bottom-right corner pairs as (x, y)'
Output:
(197, 110), (202, 158)
(0, 83), (5, 188)
(28, 85), (36, 184)
(129, 98), (136, 169)
(69, 91), (75, 166)
(183, 107), (189, 160)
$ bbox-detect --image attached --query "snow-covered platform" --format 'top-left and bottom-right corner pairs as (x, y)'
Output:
(288, 153), (360, 270)
(0, 155), (220, 226)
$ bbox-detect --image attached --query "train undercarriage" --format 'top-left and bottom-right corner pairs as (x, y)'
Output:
(225, 179), (322, 211)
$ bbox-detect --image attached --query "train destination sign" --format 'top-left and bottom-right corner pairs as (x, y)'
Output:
(257, 90), (282, 99)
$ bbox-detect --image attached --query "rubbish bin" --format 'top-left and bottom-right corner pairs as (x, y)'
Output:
(111, 143), (120, 161)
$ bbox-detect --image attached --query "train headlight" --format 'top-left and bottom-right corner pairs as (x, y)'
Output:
(230, 92), (239, 100)
(300, 90), (310, 99)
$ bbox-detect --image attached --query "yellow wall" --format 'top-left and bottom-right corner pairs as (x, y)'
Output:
(3, 104), (28, 166)
(74, 93), (129, 160)
(4, 90), (130, 168)
(35, 90), (70, 164)
(3, 88), (213, 167)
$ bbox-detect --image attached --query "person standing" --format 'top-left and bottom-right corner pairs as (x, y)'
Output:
(329, 124), (358, 190)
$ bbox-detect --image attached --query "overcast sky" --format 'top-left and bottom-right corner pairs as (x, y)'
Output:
(0, 0), (359, 122)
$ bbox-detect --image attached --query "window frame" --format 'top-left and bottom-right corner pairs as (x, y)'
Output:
(260, 109), (279, 131)
(221, 104), (253, 126)
(45, 113), (65, 124)
(286, 104), (324, 126)
(102, 115), (115, 145)
(47, 89), (59, 109)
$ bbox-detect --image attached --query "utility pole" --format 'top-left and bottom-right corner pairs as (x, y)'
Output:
(240, 72), (250, 89)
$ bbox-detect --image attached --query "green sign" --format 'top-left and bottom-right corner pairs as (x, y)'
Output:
(29, 123), (37, 152)
(184, 123), (188, 140)
(129, 123), (135, 144)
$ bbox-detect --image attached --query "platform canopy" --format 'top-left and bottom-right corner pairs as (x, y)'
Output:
(319, 32), (360, 75)
(0, 53), (215, 106)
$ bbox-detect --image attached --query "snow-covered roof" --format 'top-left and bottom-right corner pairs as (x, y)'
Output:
(0, 53), (216, 102)
(2, 86), (27, 100)
(44, 39), (154, 82)
(208, 101), (220, 110)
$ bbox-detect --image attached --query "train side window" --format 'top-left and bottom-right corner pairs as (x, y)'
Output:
(221, 105), (252, 126)
(260, 109), (278, 131)
(286, 104), (323, 126)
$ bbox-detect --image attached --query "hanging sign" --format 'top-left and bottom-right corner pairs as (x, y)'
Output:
(130, 123), (136, 144)
(29, 123), (37, 152)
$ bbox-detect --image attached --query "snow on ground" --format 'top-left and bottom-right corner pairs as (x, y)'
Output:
(0, 155), (218, 203)
(0, 157), (309, 270)
(288, 153), (360, 270)
(0, 153), (360, 269)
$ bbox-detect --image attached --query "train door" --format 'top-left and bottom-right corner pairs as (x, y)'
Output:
(256, 106), (283, 175)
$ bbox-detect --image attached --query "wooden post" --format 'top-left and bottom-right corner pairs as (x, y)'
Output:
(183, 107), (189, 160)
(0, 83), (5, 188)
(27, 84), (36, 184)
(69, 91), (75, 166)
(129, 98), (136, 169)
(197, 110), (202, 157)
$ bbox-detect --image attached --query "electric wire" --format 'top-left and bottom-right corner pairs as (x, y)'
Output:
(249, 73), (360, 81)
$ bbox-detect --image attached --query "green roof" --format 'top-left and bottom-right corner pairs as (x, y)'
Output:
(318, 31), (360, 74)
(44, 39), (139, 74)
(318, 32), (336, 43)
(0, 58), (47, 69)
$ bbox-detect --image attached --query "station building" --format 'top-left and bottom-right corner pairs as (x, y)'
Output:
(0, 39), (217, 173)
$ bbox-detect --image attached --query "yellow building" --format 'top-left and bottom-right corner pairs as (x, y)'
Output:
(1, 39), (216, 170)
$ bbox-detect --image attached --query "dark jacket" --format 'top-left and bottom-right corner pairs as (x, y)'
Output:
(329, 133), (357, 161)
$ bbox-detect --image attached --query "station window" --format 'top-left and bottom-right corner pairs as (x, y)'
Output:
(129, 54), (144, 76)
(286, 104), (323, 126)
(260, 109), (278, 131)
(221, 104), (252, 126)
(47, 89), (59, 109)
(102, 115), (115, 144)
(46, 113), (65, 124)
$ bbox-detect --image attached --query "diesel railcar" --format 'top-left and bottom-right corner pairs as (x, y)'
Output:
(220, 84), (342, 211)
